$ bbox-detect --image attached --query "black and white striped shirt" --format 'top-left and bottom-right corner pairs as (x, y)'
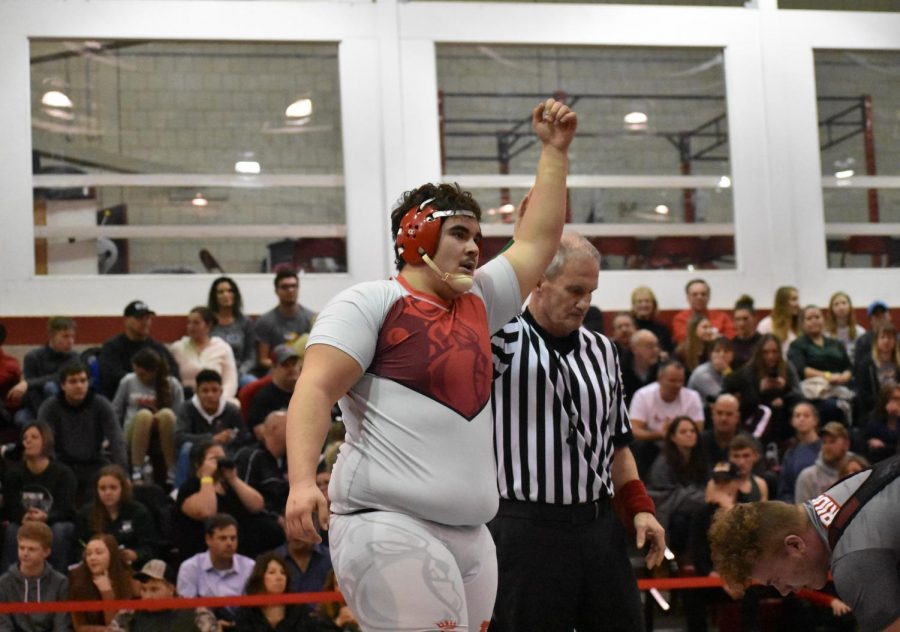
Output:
(491, 309), (633, 504)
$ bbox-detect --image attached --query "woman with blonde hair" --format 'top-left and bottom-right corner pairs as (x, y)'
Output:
(757, 285), (801, 354)
(825, 291), (865, 364)
(630, 285), (674, 354)
(854, 323), (900, 420)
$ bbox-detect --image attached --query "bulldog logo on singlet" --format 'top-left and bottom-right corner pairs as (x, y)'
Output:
(811, 493), (841, 527)
(372, 293), (492, 420)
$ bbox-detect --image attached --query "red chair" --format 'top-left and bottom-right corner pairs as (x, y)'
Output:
(841, 235), (890, 268)
(647, 237), (702, 269)
(592, 237), (641, 269)
(239, 374), (272, 422)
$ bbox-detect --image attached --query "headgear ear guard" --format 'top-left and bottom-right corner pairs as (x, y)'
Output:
(396, 198), (478, 265)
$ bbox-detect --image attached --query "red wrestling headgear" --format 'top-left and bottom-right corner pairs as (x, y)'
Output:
(396, 198), (477, 265)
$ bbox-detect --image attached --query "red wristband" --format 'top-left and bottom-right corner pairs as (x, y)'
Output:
(615, 479), (655, 522)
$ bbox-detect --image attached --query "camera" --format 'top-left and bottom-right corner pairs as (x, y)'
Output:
(710, 461), (740, 483)
(217, 457), (236, 471)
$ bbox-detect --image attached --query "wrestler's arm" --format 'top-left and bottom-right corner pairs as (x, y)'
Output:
(612, 445), (667, 569)
(502, 98), (577, 301)
(284, 343), (362, 543)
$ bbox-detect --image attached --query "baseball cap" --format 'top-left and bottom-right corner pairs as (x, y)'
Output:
(820, 421), (849, 439)
(867, 300), (888, 317)
(134, 559), (175, 584)
(124, 300), (155, 318)
(272, 344), (300, 366)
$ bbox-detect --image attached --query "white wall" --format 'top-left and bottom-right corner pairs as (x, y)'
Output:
(1, 0), (899, 316)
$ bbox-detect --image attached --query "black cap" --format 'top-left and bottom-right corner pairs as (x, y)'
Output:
(124, 300), (155, 318)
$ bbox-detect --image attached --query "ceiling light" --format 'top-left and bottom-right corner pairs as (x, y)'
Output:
(717, 175), (732, 188)
(41, 90), (73, 109)
(285, 98), (313, 119)
(191, 193), (208, 207)
(234, 160), (261, 175)
(654, 205), (669, 215)
(624, 112), (648, 125)
(835, 169), (854, 179)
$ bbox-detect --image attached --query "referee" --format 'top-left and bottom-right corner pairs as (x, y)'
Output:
(490, 233), (666, 631)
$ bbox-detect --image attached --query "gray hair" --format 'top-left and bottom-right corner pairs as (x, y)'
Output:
(544, 233), (601, 280)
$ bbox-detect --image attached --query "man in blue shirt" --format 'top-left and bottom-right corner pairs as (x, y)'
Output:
(176, 514), (254, 623)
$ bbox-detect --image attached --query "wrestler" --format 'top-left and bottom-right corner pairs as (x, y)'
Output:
(284, 97), (577, 632)
(709, 455), (900, 632)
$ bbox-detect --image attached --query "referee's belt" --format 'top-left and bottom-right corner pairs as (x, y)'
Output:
(497, 495), (609, 525)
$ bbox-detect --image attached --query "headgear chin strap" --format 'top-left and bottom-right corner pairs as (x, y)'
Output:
(421, 254), (475, 293)
(396, 197), (478, 292)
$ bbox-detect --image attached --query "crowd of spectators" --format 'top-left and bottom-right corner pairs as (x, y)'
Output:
(1, 271), (898, 631)
(0, 273), (356, 632)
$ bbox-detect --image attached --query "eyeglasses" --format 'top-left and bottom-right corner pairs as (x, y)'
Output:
(277, 283), (298, 291)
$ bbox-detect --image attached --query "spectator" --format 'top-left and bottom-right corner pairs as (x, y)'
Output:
(863, 384), (900, 463)
(794, 421), (853, 503)
(237, 411), (288, 516)
(174, 441), (279, 560)
(646, 416), (708, 562)
(112, 348), (183, 485)
(254, 270), (316, 371)
(825, 292), (865, 366)
(630, 285), (674, 355)
(99, 301), (179, 400)
(235, 552), (311, 632)
(695, 436), (770, 574)
(672, 278), (735, 343)
(174, 369), (247, 488)
(309, 571), (359, 632)
(674, 313), (715, 375)
(170, 307), (238, 400)
(776, 401), (822, 503)
(8, 317), (78, 426)
(853, 300), (892, 367)
(67, 534), (135, 632)
(687, 336), (734, 406)
(109, 559), (219, 632)
(274, 522), (332, 596)
(1, 422), (76, 572)
(788, 305), (854, 422)
(854, 322), (900, 420)
(208, 276), (257, 387)
(177, 514), (254, 625)
(0, 522), (70, 632)
(246, 345), (302, 441)
(723, 333), (802, 444)
(838, 453), (870, 478)
(0, 323), (24, 430)
(610, 312), (636, 356)
(621, 329), (660, 404)
(757, 285), (801, 355)
(700, 393), (745, 468)
(730, 296), (761, 369)
(629, 359), (705, 475)
(74, 465), (159, 567)
(37, 363), (127, 500)
(724, 435), (769, 502)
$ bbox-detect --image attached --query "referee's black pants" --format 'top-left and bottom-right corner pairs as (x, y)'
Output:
(488, 497), (643, 632)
